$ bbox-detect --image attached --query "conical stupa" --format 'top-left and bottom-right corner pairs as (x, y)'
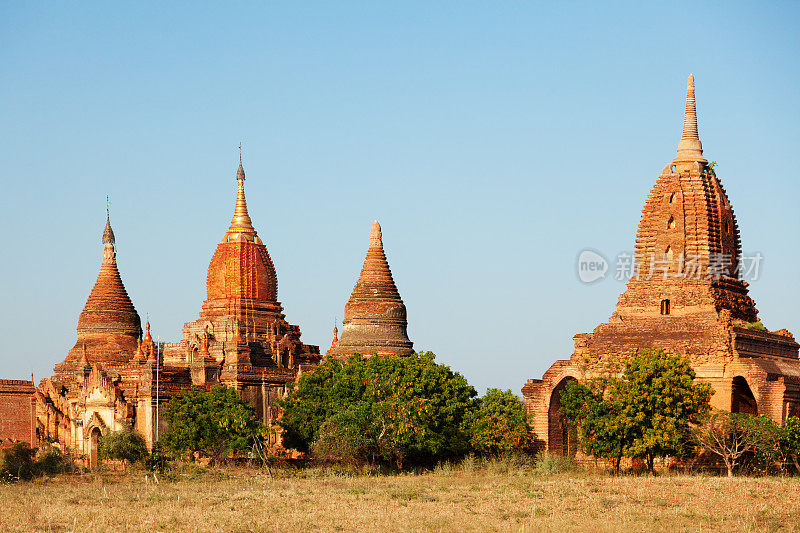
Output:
(328, 221), (414, 357)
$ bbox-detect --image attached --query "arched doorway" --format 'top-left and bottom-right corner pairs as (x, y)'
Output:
(548, 378), (578, 456)
(89, 427), (101, 468)
(731, 376), (757, 415)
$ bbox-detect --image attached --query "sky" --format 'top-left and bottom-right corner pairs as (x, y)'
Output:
(1, 2), (799, 396)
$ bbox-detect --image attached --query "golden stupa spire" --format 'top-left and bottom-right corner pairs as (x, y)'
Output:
(674, 74), (707, 164)
(225, 145), (257, 242)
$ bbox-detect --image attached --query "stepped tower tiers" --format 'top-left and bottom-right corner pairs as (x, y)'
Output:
(162, 158), (320, 429)
(47, 206), (183, 464)
(522, 76), (799, 455)
(327, 221), (414, 358)
(63, 209), (142, 366)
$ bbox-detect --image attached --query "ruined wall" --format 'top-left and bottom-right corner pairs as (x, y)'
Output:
(0, 380), (36, 446)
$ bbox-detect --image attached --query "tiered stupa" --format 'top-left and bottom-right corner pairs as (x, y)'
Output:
(62, 209), (141, 366)
(522, 76), (800, 455)
(327, 221), (414, 357)
(162, 156), (321, 427)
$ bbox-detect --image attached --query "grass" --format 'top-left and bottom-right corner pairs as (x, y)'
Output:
(2, 465), (800, 531)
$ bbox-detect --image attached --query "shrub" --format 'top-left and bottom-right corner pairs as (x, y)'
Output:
(0, 442), (36, 481)
(161, 385), (268, 465)
(98, 425), (149, 472)
(534, 452), (580, 475)
(35, 445), (75, 475)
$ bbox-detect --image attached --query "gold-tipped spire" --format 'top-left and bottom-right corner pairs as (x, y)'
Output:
(674, 74), (707, 164)
(224, 151), (257, 242)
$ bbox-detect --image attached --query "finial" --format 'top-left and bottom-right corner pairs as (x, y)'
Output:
(236, 144), (245, 181)
(102, 197), (115, 245)
(225, 155), (256, 241)
(369, 220), (382, 248)
(674, 74), (706, 163)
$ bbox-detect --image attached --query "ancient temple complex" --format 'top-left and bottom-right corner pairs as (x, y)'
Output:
(327, 221), (414, 358)
(7, 158), (323, 464)
(522, 76), (800, 454)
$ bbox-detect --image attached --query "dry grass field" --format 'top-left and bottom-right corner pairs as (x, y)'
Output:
(2, 464), (800, 532)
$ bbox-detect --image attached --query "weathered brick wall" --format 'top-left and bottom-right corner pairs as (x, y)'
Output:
(0, 380), (36, 446)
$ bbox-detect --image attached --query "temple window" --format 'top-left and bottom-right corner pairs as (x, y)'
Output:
(669, 192), (677, 203)
(667, 216), (676, 229)
(660, 299), (671, 315)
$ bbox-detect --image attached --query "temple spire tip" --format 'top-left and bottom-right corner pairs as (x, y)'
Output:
(674, 74), (706, 164)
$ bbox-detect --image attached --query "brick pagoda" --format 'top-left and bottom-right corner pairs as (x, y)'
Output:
(161, 158), (321, 428)
(522, 76), (800, 454)
(327, 221), (414, 357)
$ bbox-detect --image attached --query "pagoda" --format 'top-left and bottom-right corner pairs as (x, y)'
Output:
(327, 221), (414, 357)
(522, 76), (800, 454)
(162, 156), (321, 427)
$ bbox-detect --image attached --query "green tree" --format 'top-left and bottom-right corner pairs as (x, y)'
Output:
(281, 352), (477, 468)
(696, 411), (779, 477)
(463, 388), (534, 456)
(98, 425), (149, 472)
(617, 349), (712, 471)
(779, 416), (800, 474)
(560, 348), (712, 473)
(161, 385), (267, 465)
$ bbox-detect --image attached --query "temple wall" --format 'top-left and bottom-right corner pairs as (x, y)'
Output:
(0, 380), (36, 447)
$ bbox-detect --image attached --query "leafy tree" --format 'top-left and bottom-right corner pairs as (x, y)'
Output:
(463, 388), (534, 456)
(696, 411), (779, 477)
(161, 385), (267, 465)
(559, 378), (631, 473)
(98, 425), (148, 472)
(281, 352), (477, 468)
(560, 348), (712, 473)
(778, 416), (800, 474)
(617, 349), (712, 470)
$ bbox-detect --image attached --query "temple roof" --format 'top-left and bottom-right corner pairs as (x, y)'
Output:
(70, 209), (141, 361)
(224, 160), (258, 243)
(205, 160), (278, 303)
(619, 75), (757, 321)
(328, 221), (413, 357)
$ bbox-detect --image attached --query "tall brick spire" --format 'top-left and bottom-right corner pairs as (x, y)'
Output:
(327, 221), (414, 358)
(68, 207), (141, 363)
(674, 74), (707, 164)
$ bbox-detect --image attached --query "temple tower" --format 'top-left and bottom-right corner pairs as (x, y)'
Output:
(61, 209), (141, 367)
(522, 76), (799, 454)
(162, 156), (320, 429)
(327, 221), (414, 357)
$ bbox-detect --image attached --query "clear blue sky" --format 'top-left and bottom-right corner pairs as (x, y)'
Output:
(1, 2), (798, 395)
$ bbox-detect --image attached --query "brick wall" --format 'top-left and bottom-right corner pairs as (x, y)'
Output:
(0, 380), (36, 447)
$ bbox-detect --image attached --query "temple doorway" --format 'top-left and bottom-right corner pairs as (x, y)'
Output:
(731, 376), (757, 415)
(89, 427), (101, 468)
(548, 378), (577, 456)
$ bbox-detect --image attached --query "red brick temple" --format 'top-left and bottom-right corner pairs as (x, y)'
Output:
(522, 76), (800, 454)
(327, 221), (414, 358)
(6, 158), (322, 464)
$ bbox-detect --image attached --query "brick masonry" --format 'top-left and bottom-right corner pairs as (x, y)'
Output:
(522, 76), (800, 454)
